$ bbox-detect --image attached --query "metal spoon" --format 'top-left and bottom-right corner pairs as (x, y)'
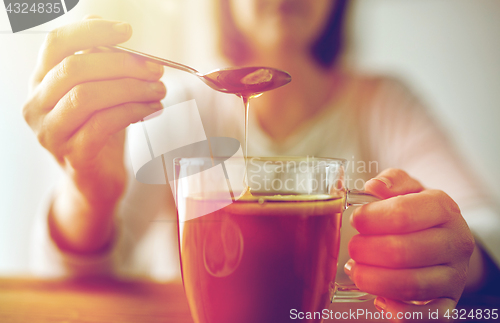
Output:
(108, 46), (292, 96)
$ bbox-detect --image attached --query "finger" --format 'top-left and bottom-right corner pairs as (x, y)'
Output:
(348, 228), (459, 268)
(35, 52), (164, 113)
(33, 19), (132, 85)
(80, 14), (107, 53)
(66, 102), (163, 165)
(365, 168), (424, 199)
(373, 297), (456, 323)
(346, 260), (466, 302)
(38, 79), (166, 150)
(351, 190), (460, 234)
(74, 16), (103, 55)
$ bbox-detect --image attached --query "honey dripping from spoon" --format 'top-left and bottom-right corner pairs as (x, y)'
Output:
(208, 68), (292, 198)
(104, 47), (291, 197)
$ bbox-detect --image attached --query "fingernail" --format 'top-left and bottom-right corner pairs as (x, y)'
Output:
(113, 22), (131, 34)
(344, 259), (354, 276)
(372, 177), (392, 189)
(149, 82), (165, 93)
(149, 102), (163, 110)
(145, 61), (163, 74)
(406, 300), (433, 306)
(374, 297), (387, 311)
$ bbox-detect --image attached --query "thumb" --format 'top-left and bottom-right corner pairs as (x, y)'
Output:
(365, 168), (424, 199)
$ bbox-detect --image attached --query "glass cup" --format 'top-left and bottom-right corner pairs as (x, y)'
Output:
(174, 156), (380, 323)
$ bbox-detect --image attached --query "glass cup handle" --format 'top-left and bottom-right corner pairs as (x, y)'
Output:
(346, 189), (380, 207)
(331, 282), (376, 303)
(331, 189), (381, 303)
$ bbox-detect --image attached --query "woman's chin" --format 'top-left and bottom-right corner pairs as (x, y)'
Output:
(253, 33), (308, 56)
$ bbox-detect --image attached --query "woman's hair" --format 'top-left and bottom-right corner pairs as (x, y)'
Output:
(216, 0), (350, 68)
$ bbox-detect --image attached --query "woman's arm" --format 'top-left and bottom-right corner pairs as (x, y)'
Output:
(25, 17), (165, 274)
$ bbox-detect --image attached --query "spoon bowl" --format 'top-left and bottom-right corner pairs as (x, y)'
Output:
(108, 46), (291, 96)
(203, 66), (292, 97)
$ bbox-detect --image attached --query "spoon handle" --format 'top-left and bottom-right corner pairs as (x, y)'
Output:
(107, 45), (200, 76)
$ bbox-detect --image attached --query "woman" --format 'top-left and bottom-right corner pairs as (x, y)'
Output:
(23, 0), (498, 321)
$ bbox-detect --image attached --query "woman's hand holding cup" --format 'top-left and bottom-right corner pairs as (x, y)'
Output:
(347, 168), (475, 322)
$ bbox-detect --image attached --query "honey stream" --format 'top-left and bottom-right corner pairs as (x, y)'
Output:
(207, 67), (291, 197)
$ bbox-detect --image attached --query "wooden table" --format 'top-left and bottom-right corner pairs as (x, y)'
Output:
(1, 277), (497, 322)
(0, 277), (194, 323)
(0, 277), (389, 323)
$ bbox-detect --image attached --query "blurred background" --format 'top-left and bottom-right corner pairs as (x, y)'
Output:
(0, 0), (499, 274)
